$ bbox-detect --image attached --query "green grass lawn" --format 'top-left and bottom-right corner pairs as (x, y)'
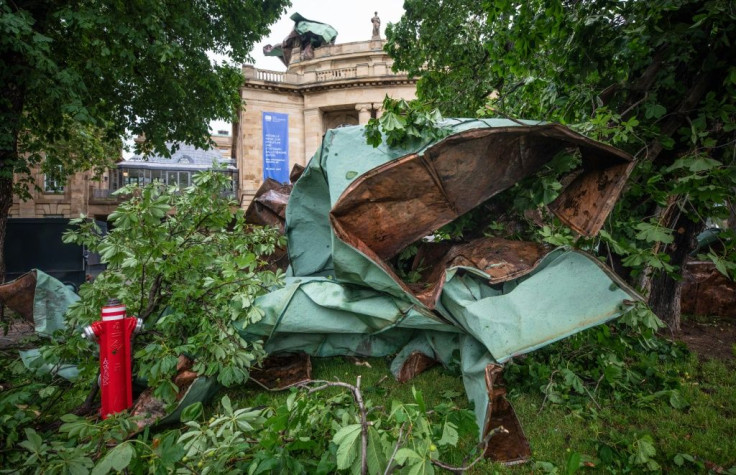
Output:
(227, 350), (735, 473)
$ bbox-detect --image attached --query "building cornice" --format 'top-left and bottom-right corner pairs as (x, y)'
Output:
(242, 75), (417, 95)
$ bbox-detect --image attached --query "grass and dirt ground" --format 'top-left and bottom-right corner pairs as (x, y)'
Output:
(1, 314), (734, 473)
(223, 315), (736, 473)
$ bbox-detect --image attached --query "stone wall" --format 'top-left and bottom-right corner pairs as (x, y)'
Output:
(10, 168), (112, 219)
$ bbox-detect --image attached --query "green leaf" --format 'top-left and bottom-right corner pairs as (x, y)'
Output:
(379, 111), (406, 132)
(565, 450), (581, 475)
(674, 453), (695, 467)
(394, 447), (422, 465)
(333, 423), (362, 470)
(631, 435), (656, 465)
(437, 421), (459, 446)
(668, 390), (688, 409)
(221, 395), (233, 415)
(407, 459), (434, 475)
(412, 386), (426, 413)
(18, 428), (45, 454)
(181, 402), (203, 422)
(366, 427), (386, 475)
(635, 222), (674, 244)
(645, 103), (666, 119)
(92, 442), (134, 475)
(688, 156), (722, 172)
(604, 364), (623, 384)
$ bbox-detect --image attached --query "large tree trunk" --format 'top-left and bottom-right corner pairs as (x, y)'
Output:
(647, 213), (703, 332)
(0, 176), (13, 282)
(0, 75), (26, 282)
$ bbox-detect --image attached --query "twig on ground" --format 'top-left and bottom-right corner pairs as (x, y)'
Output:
(383, 422), (407, 475)
(300, 376), (369, 475)
(431, 425), (509, 473)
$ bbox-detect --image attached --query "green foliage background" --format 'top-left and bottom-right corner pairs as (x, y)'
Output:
(384, 0), (736, 327)
(55, 171), (285, 402)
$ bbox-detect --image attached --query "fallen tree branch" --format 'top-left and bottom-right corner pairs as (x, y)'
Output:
(431, 425), (509, 474)
(300, 377), (369, 475)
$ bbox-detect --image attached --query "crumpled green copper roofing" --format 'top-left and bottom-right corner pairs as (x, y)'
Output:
(243, 119), (642, 452)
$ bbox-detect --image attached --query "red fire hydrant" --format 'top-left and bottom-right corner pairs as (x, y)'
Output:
(82, 299), (143, 419)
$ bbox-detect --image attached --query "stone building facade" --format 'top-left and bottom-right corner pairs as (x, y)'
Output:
(235, 38), (417, 205)
(10, 165), (113, 219)
(10, 37), (418, 217)
(9, 132), (234, 221)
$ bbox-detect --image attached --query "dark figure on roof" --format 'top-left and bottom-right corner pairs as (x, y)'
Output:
(263, 13), (338, 66)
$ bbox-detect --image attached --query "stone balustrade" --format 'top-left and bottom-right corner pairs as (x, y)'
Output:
(316, 67), (358, 82)
(242, 40), (405, 90)
(255, 69), (285, 83)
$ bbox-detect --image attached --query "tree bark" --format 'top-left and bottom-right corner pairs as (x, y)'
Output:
(647, 213), (703, 332)
(632, 69), (714, 331)
(0, 177), (13, 282)
(0, 76), (26, 282)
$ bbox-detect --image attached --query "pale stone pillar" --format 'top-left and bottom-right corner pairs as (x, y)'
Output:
(303, 108), (323, 164)
(356, 103), (372, 124)
(372, 103), (384, 119)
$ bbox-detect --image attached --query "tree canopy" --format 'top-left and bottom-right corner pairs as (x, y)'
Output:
(385, 0), (736, 328)
(0, 0), (290, 274)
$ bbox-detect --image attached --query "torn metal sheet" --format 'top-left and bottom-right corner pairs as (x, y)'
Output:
(482, 365), (531, 464)
(396, 351), (439, 383)
(0, 270), (37, 322)
(245, 178), (292, 231)
(244, 164), (305, 232)
(682, 261), (736, 319)
(265, 120), (641, 460)
(0, 269), (79, 336)
(328, 123), (634, 306)
(408, 238), (551, 308)
(330, 124), (633, 260)
(263, 12), (338, 65)
(250, 352), (313, 390)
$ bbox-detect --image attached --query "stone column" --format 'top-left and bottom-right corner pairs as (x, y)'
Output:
(356, 103), (372, 124)
(372, 102), (384, 119)
(303, 108), (323, 164)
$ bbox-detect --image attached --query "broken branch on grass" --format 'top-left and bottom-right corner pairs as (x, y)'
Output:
(384, 421), (408, 475)
(431, 425), (509, 473)
(300, 376), (369, 475)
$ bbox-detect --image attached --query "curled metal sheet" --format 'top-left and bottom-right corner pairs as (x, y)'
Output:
(331, 124), (633, 262)
(408, 238), (551, 308)
(0, 270), (37, 322)
(245, 178), (292, 231)
(396, 351), (439, 383)
(329, 124), (633, 307)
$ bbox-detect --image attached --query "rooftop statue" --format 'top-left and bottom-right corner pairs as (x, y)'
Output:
(371, 11), (381, 40)
(263, 13), (338, 66)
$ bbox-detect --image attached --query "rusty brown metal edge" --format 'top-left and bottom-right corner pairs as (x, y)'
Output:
(330, 125), (634, 260)
(483, 364), (532, 464)
(332, 124), (632, 218)
(0, 270), (38, 322)
(549, 160), (636, 237)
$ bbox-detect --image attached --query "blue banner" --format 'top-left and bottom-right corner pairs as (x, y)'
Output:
(262, 112), (289, 183)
